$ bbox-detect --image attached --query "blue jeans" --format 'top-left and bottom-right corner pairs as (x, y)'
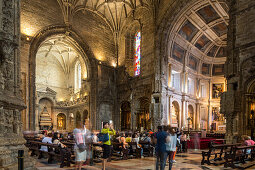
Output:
(156, 151), (168, 170)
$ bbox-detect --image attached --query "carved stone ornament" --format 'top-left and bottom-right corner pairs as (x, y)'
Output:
(0, 39), (17, 63)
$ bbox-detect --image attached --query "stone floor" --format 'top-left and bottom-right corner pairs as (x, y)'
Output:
(35, 150), (255, 170)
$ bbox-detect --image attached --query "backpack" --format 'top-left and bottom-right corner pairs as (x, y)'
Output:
(98, 133), (109, 142)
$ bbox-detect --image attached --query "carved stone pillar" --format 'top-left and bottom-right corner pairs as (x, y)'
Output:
(0, 0), (35, 169)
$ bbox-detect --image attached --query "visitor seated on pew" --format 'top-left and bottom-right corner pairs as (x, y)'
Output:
(112, 133), (120, 143)
(37, 130), (46, 140)
(53, 132), (66, 148)
(126, 133), (132, 143)
(120, 132), (129, 149)
(131, 133), (143, 157)
(243, 136), (255, 154)
(40, 133), (53, 152)
(141, 133), (152, 149)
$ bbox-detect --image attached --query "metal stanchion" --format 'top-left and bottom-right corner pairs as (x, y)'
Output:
(90, 143), (94, 166)
(18, 150), (24, 170)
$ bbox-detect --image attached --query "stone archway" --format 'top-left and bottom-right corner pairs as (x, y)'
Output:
(121, 101), (131, 130)
(246, 79), (255, 139)
(28, 26), (93, 131)
(137, 97), (150, 130)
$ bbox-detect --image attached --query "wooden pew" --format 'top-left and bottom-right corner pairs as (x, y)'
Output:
(111, 142), (129, 160)
(224, 145), (255, 169)
(201, 143), (241, 165)
(27, 141), (71, 168)
(127, 142), (142, 159)
(92, 143), (103, 163)
(139, 141), (153, 157)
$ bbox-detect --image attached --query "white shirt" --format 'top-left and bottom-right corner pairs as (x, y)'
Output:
(40, 137), (52, 152)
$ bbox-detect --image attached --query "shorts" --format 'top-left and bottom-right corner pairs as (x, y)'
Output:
(102, 144), (111, 159)
(75, 148), (86, 162)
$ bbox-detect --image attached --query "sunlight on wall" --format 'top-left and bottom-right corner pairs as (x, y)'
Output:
(21, 23), (37, 36)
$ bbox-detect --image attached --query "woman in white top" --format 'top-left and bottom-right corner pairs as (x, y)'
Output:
(40, 133), (53, 152)
(73, 122), (87, 170)
(165, 127), (177, 170)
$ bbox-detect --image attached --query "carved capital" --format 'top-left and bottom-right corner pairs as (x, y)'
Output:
(0, 39), (17, 63)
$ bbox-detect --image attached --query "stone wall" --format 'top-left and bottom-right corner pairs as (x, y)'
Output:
(222, 0), (255, 143)
(0, 0), (35, 169)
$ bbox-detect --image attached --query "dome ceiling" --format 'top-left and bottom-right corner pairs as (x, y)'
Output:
(176, 2), (228, 60)
(171, 0), (228, 76)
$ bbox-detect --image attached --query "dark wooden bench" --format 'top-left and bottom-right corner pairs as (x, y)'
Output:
(127, 142), (142, 159)
(111, 142), (129, 160)
(201, 143), (241, 165)
(27, 141), (71, 168)
(92, 143), (103, 163)
(224, 145), (255, 169)
(139, 141), (153, 157)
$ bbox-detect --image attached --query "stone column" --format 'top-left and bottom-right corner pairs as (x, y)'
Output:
(168, 96), (172, 125)
(35, 104), (39, 131)
(168, 64), (171, 87)
(0, 0), (35, 169)
(131, 96), (136, 131)
(195, 103), (200, 130)
(207, 80), (211, 131)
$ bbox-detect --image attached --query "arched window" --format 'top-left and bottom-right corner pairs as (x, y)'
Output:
(75, 61), (81, 93)
(134, 31), (141, 76)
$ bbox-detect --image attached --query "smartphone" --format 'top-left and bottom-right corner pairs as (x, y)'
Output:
(109, 120), (113, 124)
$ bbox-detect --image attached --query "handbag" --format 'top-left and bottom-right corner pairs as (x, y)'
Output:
(98, 133), (109, 142)
(77, 143), (86, 152)
(75, 128), (87, 152)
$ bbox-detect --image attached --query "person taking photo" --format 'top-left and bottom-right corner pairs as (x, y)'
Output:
(101, 121), (116, 170)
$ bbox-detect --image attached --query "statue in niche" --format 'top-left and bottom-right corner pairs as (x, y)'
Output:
(212, 107), (224, 121)
(212, 84), (224, 99)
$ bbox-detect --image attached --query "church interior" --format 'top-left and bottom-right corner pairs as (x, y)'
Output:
(1, 0), (255, 169)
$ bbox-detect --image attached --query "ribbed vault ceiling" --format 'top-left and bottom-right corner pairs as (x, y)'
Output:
(37, 35), (80, 75)
(57, 0), (157, 33)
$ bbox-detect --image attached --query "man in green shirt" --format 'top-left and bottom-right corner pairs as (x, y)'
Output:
(101, 122), (116, 170)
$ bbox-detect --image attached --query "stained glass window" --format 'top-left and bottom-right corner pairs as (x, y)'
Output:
(134, 31), (141, 76)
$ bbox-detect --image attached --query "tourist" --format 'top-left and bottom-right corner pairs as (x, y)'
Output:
(132, 133), (143, 157)
(101, 122), (116, 170)
(40, 133), (53, 152)
(148, 129), (154, 135)
(243, 136), (255, 154)
(126, 133), (132, 142)
(244, 136), (255, 146)
(155, 126), (168, 170)
(119, 132), (129, 149)
(142, 133), (151, 151)
(73, 122), (87, 170)
(52, 132), (66, 148)
(92, 130), (99, 143)
(180, 132), (187, 152)
(166, 126), (177, 170)
(194, 132), (200, 150)
(81, 120), (92, 166)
